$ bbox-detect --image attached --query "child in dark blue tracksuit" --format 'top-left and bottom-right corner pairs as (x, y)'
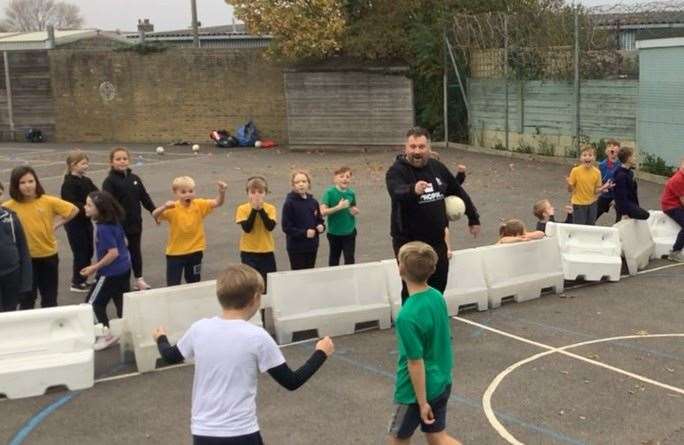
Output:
(613, 147), (649, 220)
(282, 171), (325, 270)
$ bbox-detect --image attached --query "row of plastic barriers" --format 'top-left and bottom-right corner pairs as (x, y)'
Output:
(0, 211), (679, 399)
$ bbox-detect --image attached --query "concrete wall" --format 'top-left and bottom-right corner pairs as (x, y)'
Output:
(638, 45), (684, 166)
(469, 79), (637, 156)
(48, 48), (288, 143)
(285, 69), (413, 148)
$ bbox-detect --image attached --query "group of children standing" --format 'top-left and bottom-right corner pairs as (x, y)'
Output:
(497, 140), (684, 253)
(0, 148), (362, 343)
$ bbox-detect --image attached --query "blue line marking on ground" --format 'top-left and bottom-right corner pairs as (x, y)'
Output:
(8, 392), (78, 445)
(320, 347), (587, 445)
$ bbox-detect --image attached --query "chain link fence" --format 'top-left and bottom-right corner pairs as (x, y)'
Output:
(445, 1), (684, 174)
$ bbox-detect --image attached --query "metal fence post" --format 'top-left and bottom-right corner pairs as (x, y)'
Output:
(574, 6), (581, 151)
(504, 14), (510, 151)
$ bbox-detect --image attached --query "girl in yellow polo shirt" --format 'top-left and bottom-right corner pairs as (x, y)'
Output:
(153, 176), (227, 286)
(2, 166), (77, 309)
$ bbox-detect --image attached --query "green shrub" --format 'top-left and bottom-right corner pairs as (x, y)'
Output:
(514, 143), (534, 154)
(492, 143), (507, 151)
(537, 139), (555, 156)
(640, 153), (675, 177)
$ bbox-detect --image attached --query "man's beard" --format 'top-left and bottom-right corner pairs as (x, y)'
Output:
(407, 154), (427, 167)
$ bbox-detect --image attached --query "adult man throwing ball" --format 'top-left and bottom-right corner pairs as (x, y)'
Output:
(386, 127), (480, 302)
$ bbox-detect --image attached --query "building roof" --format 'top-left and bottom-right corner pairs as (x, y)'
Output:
(592, 10), (684, 30)
(0, 29), (130, 50)
(637, 36), (684, 49)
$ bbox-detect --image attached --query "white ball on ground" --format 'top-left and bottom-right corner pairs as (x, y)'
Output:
(445, 196), (466, 221)
(192, 144), (200, 153)
(156, 146), (165, 155)
(254, 140), (262, 148)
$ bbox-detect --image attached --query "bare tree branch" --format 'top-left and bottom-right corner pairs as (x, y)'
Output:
(3, 0), (84, 32)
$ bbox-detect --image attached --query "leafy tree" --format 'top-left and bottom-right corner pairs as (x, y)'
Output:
(227, 0), (346, 60)
(3, 0), (84, 32)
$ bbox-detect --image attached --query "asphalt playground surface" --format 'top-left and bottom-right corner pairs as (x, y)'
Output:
(0, 143), (682, 445)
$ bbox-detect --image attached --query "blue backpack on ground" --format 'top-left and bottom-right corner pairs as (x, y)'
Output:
(235, 121), (259, 147)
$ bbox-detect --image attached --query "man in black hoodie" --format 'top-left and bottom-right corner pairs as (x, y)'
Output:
(386, 127), (480, 302)
(0, 181), (32, 311)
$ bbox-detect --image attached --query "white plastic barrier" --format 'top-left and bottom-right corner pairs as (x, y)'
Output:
(270, 262), (392, 344)
(545, 222), (622, 282)
(123, 280), (262, 373)
(0, 305), (94, 399)
(380, 259), (403, 321)
(480, 238), (564, 308)
(444, 248), (489, 315)
(647, 210), (680, 259)
(614, 219), (655, 275)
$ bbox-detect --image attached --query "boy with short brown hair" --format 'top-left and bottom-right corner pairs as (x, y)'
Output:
(153, 264), (334, 444)
(566, 146), (613, 225)
(388, 241), (461, 445)
(533, 199), (574, 232)
(236, 176), (277, 290)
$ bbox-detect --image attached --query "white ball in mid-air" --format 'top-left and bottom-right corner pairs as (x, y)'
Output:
(254, 140), (262, 148)
(445, 196), (466, 221)
(156, 146), (165, 155)
(192, 144), (200, 153)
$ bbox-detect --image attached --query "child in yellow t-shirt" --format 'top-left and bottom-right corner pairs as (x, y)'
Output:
(2, 166), (77, 308)
(235, 176), (277, 290)
(566, 146), (613, 225)
(153, 176), (227, 286)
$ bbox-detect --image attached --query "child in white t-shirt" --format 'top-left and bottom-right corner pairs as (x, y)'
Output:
(153, 264), (334, 444)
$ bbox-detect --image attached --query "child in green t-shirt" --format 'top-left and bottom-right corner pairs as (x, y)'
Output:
(388, 241), (461, 445)
(320, 166), (359, 266)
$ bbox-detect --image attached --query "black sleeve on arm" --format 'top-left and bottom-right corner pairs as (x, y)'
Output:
(258, 208), (277, 231)
(156, 335), (185, 364)
(239, 208), (259, 232)
(138, 177), (157, 214)
(386, 166), (416, 202)
(267, 350), (327, 391)
(456, 171), (466, 185)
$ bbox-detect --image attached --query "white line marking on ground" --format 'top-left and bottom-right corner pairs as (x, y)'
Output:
(454, 317), (684, 444)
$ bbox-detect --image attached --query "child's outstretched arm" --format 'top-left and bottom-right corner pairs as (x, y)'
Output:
(139, 179), (157, 215)
(210, 181), (228, 208)
(153, 327), (185, 364)
(152, 201), (175, 222)
(267, 337), (334, 391)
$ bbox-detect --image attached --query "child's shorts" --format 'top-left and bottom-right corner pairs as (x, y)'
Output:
(387, 384), (451, 439)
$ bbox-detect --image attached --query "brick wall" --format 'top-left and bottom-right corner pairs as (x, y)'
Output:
(48, 48), (288, 144)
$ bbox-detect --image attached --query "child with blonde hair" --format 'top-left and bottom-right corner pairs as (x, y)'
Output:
(236, 176), (277, 289)
(282, 170), (325, 270)
(61, 149), (98, 292)
(497, 219), (545, 244)
(566, 145), (614, 225)
(533, 199), (573, 232)
(320, 166), (359, 266)
(153, 176), (227, 286)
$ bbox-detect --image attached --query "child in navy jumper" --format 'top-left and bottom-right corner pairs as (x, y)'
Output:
(0, 181), (32, 312)
(61, 150), (98, 292)
(102, 147), (156, 291)
(613, 147), (649, 221)
(282, 171), (325, 270)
